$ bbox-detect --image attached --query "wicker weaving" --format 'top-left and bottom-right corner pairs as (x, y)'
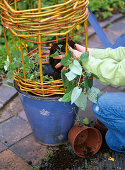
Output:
(0, 0), (89, 96)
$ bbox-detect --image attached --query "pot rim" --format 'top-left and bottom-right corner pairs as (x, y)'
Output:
(14, 80), (62, 101)
(68, 125), (102, 157)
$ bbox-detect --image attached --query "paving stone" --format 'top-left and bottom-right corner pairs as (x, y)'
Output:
(0, 84), (17, 106)
(10, 134), (53, 166)
(87, 28), (118, 48)
(78, 100), (96, 122)
(18, 110), (28, 121)
(0, 141), (7, 153)
(85, 14), (124, 41)
(0, 116), (32, 146)
(100, 14), (124, 28)
(87, 35), (103, 48)
(0, 149), (32, 170)
(108, 21), (125, 34)
(0, 111), (12, 123)
(2, 78), (14, 85)
(120, 17), (125, 24)
(103, 28), (118, 44)
(0, 102), (3, 110)
(101, 85), (124, 93)
(4, 95), (24, 116)
(93, 79), (106, 91)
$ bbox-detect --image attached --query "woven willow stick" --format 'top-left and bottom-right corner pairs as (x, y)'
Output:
(1, 0), (89, 97)
(1, 0), (88, 18)
(84, 19), (88, 52)
(18, 37), (26, 79)
(1, 0), (12, 63)
(38, 0), (43, 85)
(3, 0), (77, 13)
(3, 27), (12, 62)
(65, 33), (68, 57)
(14, 0), (17, 10)
(54, 0), (58, 43)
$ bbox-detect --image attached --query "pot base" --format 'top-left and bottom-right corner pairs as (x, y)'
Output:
(35, 137), (68, 146)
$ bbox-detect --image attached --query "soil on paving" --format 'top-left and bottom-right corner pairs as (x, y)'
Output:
(38, 138), (111, 170)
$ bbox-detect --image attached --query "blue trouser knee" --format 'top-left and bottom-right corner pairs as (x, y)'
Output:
(93, 92), (125, 152)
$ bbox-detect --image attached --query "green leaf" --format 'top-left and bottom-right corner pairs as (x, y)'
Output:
(29, 61), (35, 69)
(80, 52), (89, 63)
(7, 81), (14, 87)
(65, 83), (75, 93)
(65, 71), (77, 81)
(74, 92), (87, 111)
(83, 118), (89, 125)
(58, 44), (63, 49)
(30, 74), (34, 80)
(9, 63), (15, 72)
(25, 65), (30, 72)
(84, 76), (89, 92)
(87, 87), (101, 103)
(43, 75), (49, 81)
(49, 51), (59, 58)
(59, 92), (71, 102)
(14, 50), (21, 58)
(61, 70), (68, 87)
(67, 50), (73, 58)
(4, 60), (10, 71)
(69, 60), (82, 75)
(90, 73), (99, 79)
(60, 57), (72, 66)
(71, 86), (82, 104)
(14, 60), (21, 67)
(24, 56), (29, 63)
(7, 70), (14, 79)
(88, 75), (93, 88)
(35, 55), (39, 63)
(18, 73), (24, 77)
(34, 71), (40, 77)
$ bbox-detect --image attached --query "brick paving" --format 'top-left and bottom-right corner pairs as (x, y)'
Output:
(10, 135), (53, 166)
(0, 150), (32, 170)
(0, 15), (125, 169)
(0, 116), (32, 146)
(0, 83), (17, 110)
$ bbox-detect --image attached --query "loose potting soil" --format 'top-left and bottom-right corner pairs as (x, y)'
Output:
(36, 141), (112, 170)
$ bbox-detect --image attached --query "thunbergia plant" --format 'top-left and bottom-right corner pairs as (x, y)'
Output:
(4, 49), (54, 86)
(5, 50), (37, 80)
(50, 44), (101, 111)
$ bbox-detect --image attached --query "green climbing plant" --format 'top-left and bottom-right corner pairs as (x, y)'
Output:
(50, 45), (101, 111)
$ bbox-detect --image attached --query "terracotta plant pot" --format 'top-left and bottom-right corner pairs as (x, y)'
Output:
(95, 119), (108, 134)
(68, 124), (102, 157)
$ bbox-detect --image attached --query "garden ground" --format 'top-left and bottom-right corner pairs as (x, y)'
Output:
(0, 14), (125, 169)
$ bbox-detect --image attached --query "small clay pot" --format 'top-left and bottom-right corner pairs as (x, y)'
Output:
(95, 119), (108, 134)
(68, 124), (102, 157)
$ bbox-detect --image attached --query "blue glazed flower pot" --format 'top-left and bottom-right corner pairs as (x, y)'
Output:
(15, 83), (78, 145)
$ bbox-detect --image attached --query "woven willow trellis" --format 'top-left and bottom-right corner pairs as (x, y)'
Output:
(0, 0), (89, 96)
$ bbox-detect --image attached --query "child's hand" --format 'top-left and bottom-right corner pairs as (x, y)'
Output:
(53, 44), (92, 70)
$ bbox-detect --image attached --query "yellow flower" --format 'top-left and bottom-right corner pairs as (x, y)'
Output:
(76, 25), (80, 31)
(108, 157), (115, 161)
(109, 8), (114, 12)
(22, 42), (28, 47)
